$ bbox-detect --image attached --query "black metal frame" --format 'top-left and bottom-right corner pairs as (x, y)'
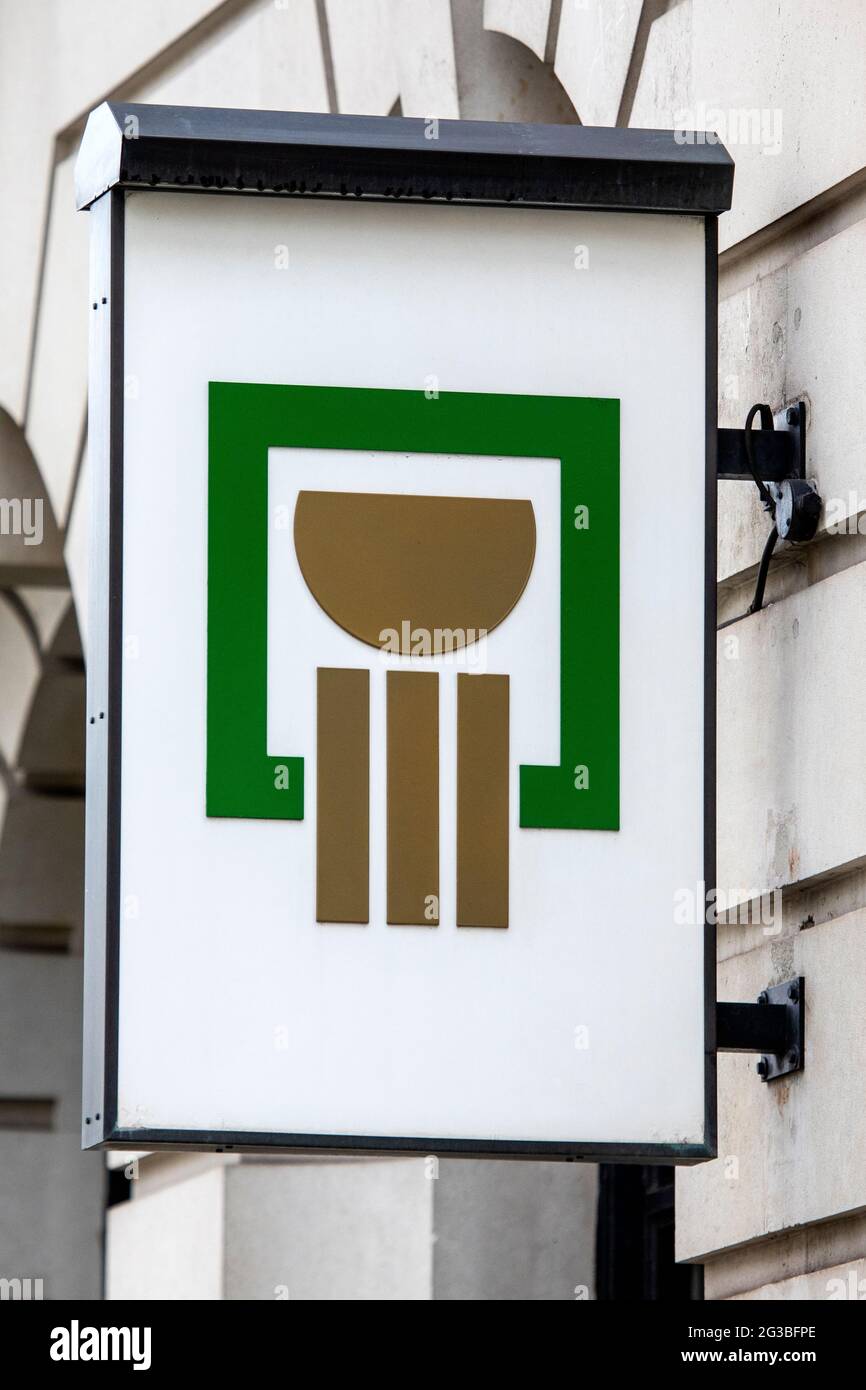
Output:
(75, 102), (734, 214)
(79, 103), (733, 1163)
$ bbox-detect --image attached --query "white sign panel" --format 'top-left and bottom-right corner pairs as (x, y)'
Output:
(80, 106), (726, 1161)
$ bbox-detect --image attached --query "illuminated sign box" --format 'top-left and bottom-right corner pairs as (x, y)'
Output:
(77, 103), (733, 1161)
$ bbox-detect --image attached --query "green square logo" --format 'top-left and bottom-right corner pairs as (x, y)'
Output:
(207, 382), (619, 831)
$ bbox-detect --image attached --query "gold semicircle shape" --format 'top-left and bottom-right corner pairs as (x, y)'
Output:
(294, 491), (536, 653)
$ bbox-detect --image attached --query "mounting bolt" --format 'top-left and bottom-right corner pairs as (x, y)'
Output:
(786, 407), (798, 426)
(788, 983), (799, 1002)
(756, 1057), (769, 1078)
(788, 1048), (800, 1068)
(757, 991), (769, 1005)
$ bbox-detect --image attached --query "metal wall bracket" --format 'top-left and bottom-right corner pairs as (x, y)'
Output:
(718, 402), (805, 482)
(716, 977), (805, 1082)
(718, 401), (821, 555)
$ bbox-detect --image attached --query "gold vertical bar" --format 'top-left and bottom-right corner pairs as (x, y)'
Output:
(387, 671), (439, 926)
(317, 667), (369, 923)
(457, 674), (509, 928)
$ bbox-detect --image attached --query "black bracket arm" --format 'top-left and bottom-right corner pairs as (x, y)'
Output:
(717, 401), (820, 545)
(716, 977), (805, 1082)
(718, 403), (806, 482)
(717, 404), (821, 619)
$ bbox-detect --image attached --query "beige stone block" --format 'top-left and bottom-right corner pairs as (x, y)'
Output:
(105, 1151), (597, 1299)
(729, 1259), (866, 1301)
(716, 272), (788, 586)
(555, 0), (642, 126)
(107, 1165), (226, 1299)
(677, 909), (866, 1261)
(433, 1158), (597, 1300)
(717, 563), (866, 898)
(631, 0), (866, 251)
(701, 1212), (866, 1300)
(224, 1157), (433, 1300)
(0, 950), (100, 1298)
(0, 791), (84, 943)
(325, 0), (399, 115)
(387, 0), (459, 118)
(0, 954), (83, 1127)
(718, 218), (866, 585)
(0, 1133), (103, 1299)
(144, 0), (329, 112)
(629, 0), (692, 140)
(785, 220), (866, 533)
(4, 1), (226, 135)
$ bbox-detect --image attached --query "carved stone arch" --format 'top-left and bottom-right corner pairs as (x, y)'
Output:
(0, 408), (82, 950)
(0, 407), (65, 587)
(0, 591), (84, 953)
(452, 0), (579, 123)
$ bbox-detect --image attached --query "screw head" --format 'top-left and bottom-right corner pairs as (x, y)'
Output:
(786, 406), (798, 425)
(757, 991), (769, 1005)
(788, 983), (799, 1002)
(788, 1048), (800, 1068)
(756, 1057), (769, 1078)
